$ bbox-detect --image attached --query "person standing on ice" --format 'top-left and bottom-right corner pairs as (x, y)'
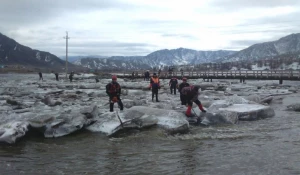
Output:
(181, 85), (206, 117)
(38, 72), (43, 81)
(169, 77), (178, 95)
(55, 73), (59, 81)
(106, 75), (124, 112)
(149, 73), (160, 102)
(178, 77), (190, 105)
(69, 72), (74, 82)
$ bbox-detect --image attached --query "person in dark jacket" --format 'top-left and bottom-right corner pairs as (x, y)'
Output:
(106, 75), (124, 112)
(38, 72), (43, 81)
(149, 73), (160, 102)
(55, 73), (59, 81)
(181, 85), (206, 117)
(69, 72), (74, 82)
(169, 77), (178, 95)
(178, 77), (190, 105)
(146, 70), (150, 81)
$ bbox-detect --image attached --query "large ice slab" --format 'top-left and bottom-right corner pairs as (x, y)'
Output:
(219, 104), (275, 121)
(0, 121), (29, 144)
(127, 106), (189, 134)
(86, 109), (158, 136)
(287, 103), (300, 112)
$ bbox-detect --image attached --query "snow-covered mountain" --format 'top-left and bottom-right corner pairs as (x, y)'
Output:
(74, 48), (236, 70)
(60, 55), (108, 63)
(0, 32), (80, 71)
(223, 33), (300, 62)
(73, 56), (150, 70)
(144, 48), (236, 66)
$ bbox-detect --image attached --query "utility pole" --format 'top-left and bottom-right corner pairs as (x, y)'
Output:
(64, 31), (70, 78)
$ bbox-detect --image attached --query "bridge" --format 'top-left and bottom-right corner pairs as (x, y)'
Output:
(114, 70), (300, 84)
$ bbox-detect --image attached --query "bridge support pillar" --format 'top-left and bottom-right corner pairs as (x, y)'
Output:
(210, 79), (212, 82)
(240, 79), (242, 83)
(240, 78), (246, 83)
(279, 79), (283, 84)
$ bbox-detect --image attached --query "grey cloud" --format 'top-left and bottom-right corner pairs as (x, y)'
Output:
(230, 39), (268, 47)
(66, 46), (152, 56)
(0, 0), (135, 30)
(228, 31), (299, 50)
(210, 0), (300, 9)
(69, 41), (156, 48)
(30, 41), (156, 56)
(161, 33), (197, 39)
(239, 11), (300, 27)
(132, 19), (193, 32)
(218, 11), (300, 38)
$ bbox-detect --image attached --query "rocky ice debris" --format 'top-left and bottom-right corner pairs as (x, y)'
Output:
(199, 95), (275, 124)
(0, 121), (29, 144)
(287, 103), (300, 112)
(200, 112), (238, 126)
(219, 104), (275, 121)
(87, 106), (189, 136)
(41, 96), (62, 106)
(127, 106), (189, 134)
(0, 73), (287, 144)
(32, 106), (98, 138)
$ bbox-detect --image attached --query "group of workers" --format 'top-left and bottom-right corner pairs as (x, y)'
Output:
(38, 72), (74, 82)
(39, 70), (206, 116)
(107, 73), (206, 117)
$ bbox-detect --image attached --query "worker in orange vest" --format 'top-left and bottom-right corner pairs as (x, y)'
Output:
(149, 73), (160, 102)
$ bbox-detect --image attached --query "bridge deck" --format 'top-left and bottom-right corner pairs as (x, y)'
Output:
(113, 70), (300, 81)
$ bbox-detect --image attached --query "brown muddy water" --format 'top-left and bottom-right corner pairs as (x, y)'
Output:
(1, 77), (300, 175)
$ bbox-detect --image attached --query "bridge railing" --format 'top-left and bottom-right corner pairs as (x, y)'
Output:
(113, 70), (300, 79)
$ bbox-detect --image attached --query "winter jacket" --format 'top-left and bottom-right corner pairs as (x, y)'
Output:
(181, 85), (199, 101)
(106, 81), (121, 98)
(169, 78), (178, 87)
(178, 82), (190, 93)
(150, 77), (160, 89)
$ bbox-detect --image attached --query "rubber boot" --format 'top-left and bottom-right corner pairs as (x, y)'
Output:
(118, 101), (124, 111)
(198, 104), (206, 113)
(152, 93), (154, 102)
(185, 106), (192, 117)
(110, 103), (114, 112)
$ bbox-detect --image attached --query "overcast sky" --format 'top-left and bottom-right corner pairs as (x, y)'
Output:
(1, 0), (300, 57)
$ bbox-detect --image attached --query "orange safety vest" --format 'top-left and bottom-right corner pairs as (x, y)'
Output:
(150, 77), (159, 88)
(151, 77), (159, 84)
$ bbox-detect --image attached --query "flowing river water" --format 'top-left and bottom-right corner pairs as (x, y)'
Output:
(1, 74), (300, 175)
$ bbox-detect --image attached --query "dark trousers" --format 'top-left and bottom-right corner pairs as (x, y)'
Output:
(109, 96), (124, 112)
(55, 75), (59, 81)
(170, 85), (176, 94)
(187, 99), (201, 107)
(152, 88), (159, 102)
(180, 94), (186, 105)
(39, 76), (43, 80)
